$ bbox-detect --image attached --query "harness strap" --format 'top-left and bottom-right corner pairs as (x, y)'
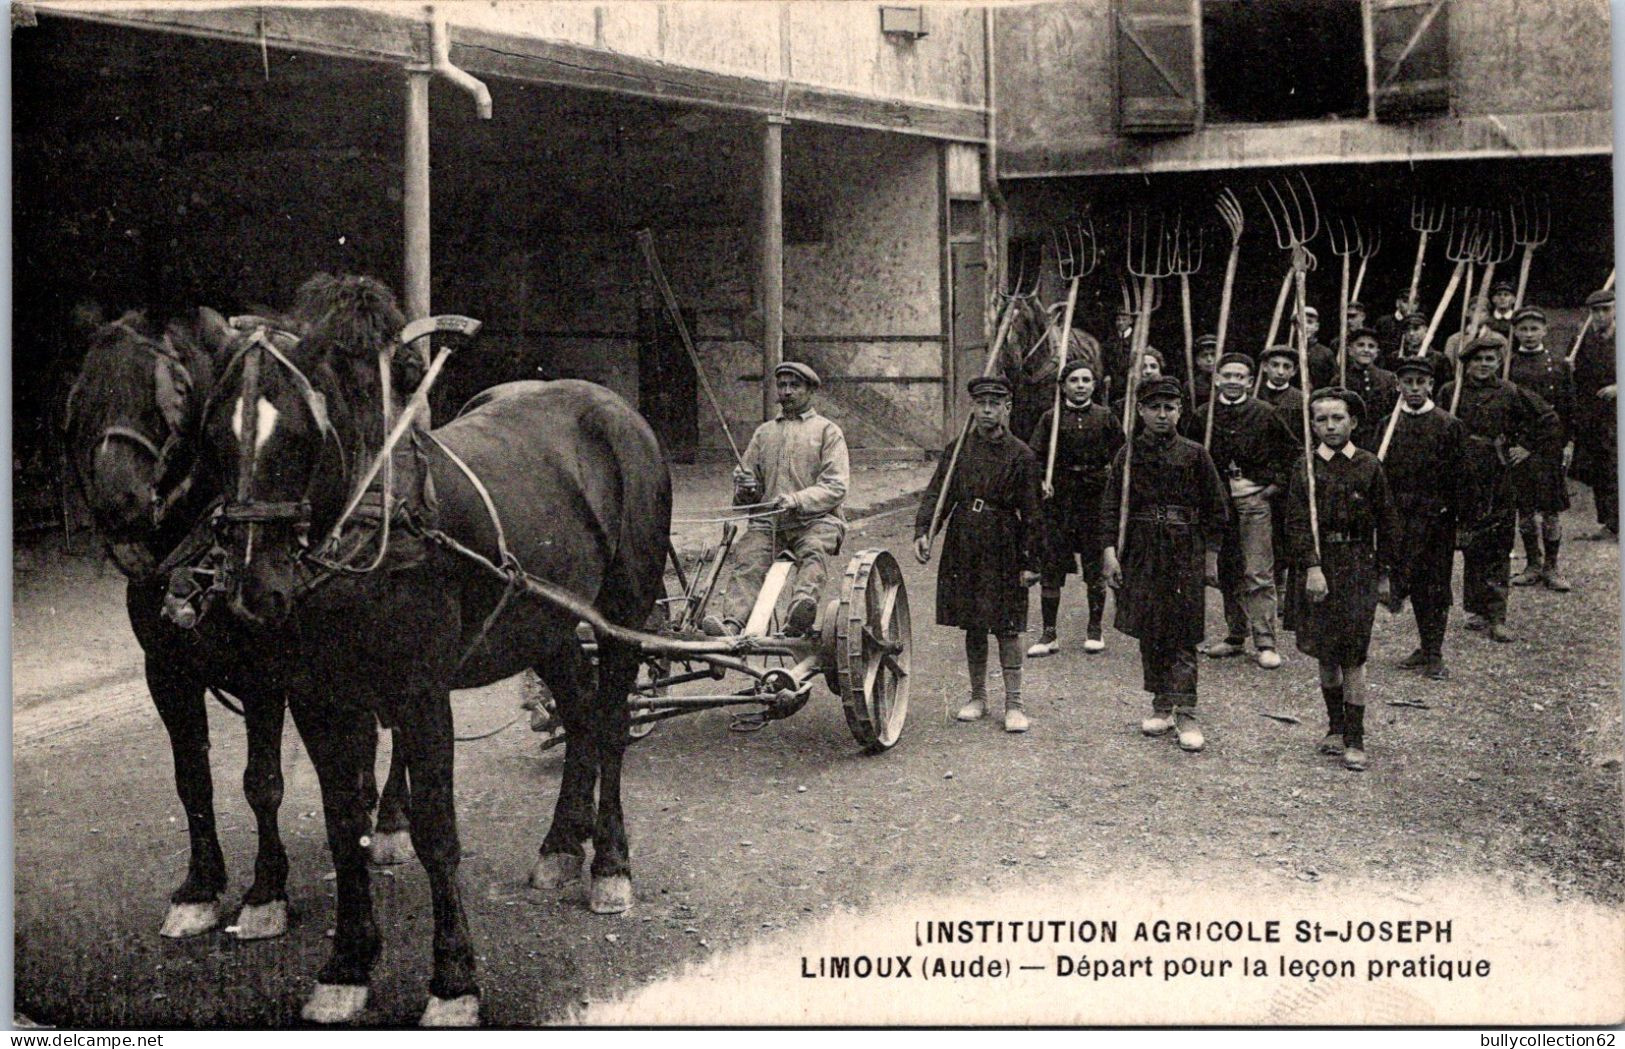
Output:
(100, 425), (164, 461)
(423, 431), (515, 567)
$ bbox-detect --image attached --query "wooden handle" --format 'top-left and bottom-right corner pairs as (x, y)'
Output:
(1406, 229), (1430, 312)
(1207, 239), (1241, 449)
(1376, 397), (1404, 461)
(1115, 275), (1154, 553)
(1293, 266), (1320, 563)
(1180, 273), (1196, 397)
(1043, 276), (1083, 492)
(1257, 267), (1293, 394)
(1338, 253), (1351, 388)
(926, 297), (1022, 542)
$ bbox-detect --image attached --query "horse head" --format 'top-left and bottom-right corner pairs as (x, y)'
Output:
(63, 305), (233, 560)
(202, 274), (405, 626)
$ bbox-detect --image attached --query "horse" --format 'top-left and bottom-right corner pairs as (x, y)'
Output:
(61, 306), (413, 944)
(190, 274), (671, 1025)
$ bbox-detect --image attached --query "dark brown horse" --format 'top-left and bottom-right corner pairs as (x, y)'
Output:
(62, 307), (412, 944)
(191, 275), (671, 1025)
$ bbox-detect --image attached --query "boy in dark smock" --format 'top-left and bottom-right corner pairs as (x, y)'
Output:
(1504, 307), (1576, 592)
(1384, 358), (1467, 681)
(1026, 355), (1124, 656)
(1342, 328), (1399, 452)
(914, 376), (1042, 733)
(1101, 377), (1229, 753)
(1286, 389), (1398, 772)
(1438, 331), (1562, 643)
(1258, 344), (1308, 632)
(1571, 288), (1618, 538)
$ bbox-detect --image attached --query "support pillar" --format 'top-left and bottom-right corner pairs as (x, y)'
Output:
(760, 116), (786, 420)
(404, 70), (432, 330)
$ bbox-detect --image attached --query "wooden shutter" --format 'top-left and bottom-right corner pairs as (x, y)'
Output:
(1116, 0), (1198, 134)
(1372, 0), (1450, 121)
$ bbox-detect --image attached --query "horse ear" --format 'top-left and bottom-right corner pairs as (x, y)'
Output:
(197, 307), (234, 356)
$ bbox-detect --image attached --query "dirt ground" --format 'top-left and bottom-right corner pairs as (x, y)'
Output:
(11, 493), (1625, 1027)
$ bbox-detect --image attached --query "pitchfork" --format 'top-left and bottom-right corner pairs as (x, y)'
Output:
(1510, 192), (1551, 313)
(1171, 212), (1205, 403)
(1351, 222), (1381, 307)
(1406, 196), (1446, 315)
(924, 252), (1043, 546)
(1257, 172), (1322, 562)
(1328, 214), (1365, 386)
(1113, 208), (1179, 553)
(1042, 219), (1103, 494)
(1257, 231), (1318, 394)
(1206, 187), (1244, 449)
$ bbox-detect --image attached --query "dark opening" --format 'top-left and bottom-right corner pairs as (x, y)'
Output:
(1202, 0), (1368, 123)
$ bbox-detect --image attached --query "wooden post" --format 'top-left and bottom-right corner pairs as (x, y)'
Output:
(761, 116), (786, 422)
(404, 71), (432, 328)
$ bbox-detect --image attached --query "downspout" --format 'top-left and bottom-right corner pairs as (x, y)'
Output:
(421, 6), (493, 119)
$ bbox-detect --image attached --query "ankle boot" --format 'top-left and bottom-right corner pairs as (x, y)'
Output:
(1319, 686), (1346, 755)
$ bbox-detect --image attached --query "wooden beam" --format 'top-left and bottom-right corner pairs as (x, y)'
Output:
(33, 6), (988, 142)
(761, 116), (785, 422)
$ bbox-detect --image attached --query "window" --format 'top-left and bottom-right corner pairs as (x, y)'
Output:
(1202, 0), (1368, 123)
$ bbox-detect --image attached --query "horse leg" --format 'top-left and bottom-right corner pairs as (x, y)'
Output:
(368, 728), (415, 866)
(148, 659), (227, 938)
(290, 697), (381, 1025)
(233, 691), (290, 939)
(587, 638), (638, 915)
(396, 688), (480, 1027)
(530, 643), (597, 890)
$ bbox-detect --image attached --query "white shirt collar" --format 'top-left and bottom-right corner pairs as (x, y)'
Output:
(1264, 380), (1291, 392)
(1218, 393), (1247, 406)
(1515, 343), (1546, 355)
(1400, 398), (1436, 416)
(1316, 442), (1358, 461)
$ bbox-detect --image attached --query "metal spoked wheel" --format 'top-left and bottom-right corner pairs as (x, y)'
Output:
(831, 549), (910, 752)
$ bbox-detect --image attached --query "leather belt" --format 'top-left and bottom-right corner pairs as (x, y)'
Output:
(968, 498), (1013, 514)
(1320, 530), (1370, 545)
(1128, 505), (1194, 525)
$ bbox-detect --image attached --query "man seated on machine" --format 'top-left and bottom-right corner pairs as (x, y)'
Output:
(702, 361), (851, 638)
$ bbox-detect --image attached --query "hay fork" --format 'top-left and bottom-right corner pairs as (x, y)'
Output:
(1328, 214), (1363, 385)
(1422, 206), (1485, 414)
(1256, 172), (1322, 561)
(1352, 222), (1380, 305)
(1510, 192), (1551, 312)
(1206, 188), (1244, 448)
(1407, 196), (1446, 314)
(1169, 211), (1206, 401)
(1042, 218), (1102, 494)
(1114, 209), (1179, 552)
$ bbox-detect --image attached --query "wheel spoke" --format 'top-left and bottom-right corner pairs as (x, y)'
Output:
(878, 584), (899, 639)
(880, 652), (907, 679)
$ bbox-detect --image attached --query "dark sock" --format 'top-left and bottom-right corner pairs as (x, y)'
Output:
(1323, 685), (1346, 735)
(1087, 585), (1105, 634)
(965, 632), (988, 703)
(1545, 539), (1561, 572)
(1040, 589), (1060, 630)
(1344, 703), (1366, 750)
(1520, 526), (1542, 567)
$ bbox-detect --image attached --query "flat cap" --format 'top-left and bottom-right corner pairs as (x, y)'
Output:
(1404, 310), (1428, 325)
(967, 375), (1012, 398)
(1465, 329), (1509, 357)
(1137, 376), (1184, 405)
(1260, 344), (1299, 364)
(1309, 386), (1366, 420)
(1392, 357), (1436, 379)
(1195, 334), (1219, 349)
(775, 361), (821, 387)
(1215, 352), (1254, 373)
(1347, 300), (1367, 312)
(1491, 279), (1516, 295)
(1511, 306), (1546, 325)
(1587, 288), (1616, 307)
(1347, 326), (1381, 342)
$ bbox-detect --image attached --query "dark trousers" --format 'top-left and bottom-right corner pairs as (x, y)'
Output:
(1412, 598), (1450, 659)
(1462, 514), (1514, 623)
(1596, 463), (1619, 533)
(1139, 636), (1198, 711)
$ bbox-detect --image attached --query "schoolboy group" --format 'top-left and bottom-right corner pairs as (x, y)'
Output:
(704, 283), (1617, 775)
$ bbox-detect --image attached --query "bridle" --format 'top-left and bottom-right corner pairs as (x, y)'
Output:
(210, 324), (347, 568)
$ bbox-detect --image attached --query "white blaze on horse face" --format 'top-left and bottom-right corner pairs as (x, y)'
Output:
(232, 396), (281, 454)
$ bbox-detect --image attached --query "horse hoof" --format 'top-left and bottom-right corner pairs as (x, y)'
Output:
(368, 830), (415, 867)
(529, 853), (583, 890)
(232, 900), (289, 940)
(420, 993), (480, 1028)
(301, 983), (369, 1025)
(159, 900), (221, 938)
(589, 875), (632, 914)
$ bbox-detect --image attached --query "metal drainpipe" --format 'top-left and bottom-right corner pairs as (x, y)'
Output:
(403, 5), (491, 344)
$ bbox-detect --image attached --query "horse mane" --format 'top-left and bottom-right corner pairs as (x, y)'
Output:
(290, 273), (407, 455)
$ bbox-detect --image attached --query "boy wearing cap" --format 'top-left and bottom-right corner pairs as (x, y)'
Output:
(1384, 358), (1467, 680)
(1343, 328), (1399, 451)
(914, 376), (1043, 733)
(1572, 288), (1618, 538)
(1027, 355), (1123, 656)
(705, 361), (850, 638)
(1505, 307), (1576, 591)
(1438, 332), (1562, 643)
(1286, 388), (1398, 772)
(1112, 346), (1173, 428)
(1101, 377), (1230, 753)
(1199, 352), (1297, 668)
(1190, 334), (1219, 413)
(1346, 301), (1368, 334)
(1390, 310), (1449, 385)
(1258, 345), (1306, 420)
(1294, 307), (1338, 391)
(1489, 280), (1517, 325)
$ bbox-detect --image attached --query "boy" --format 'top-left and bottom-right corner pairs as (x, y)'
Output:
(1257, 345), (1305, 417)
(1504, 307), (1575, 591)
(1191, 333), (1219, 413)
(1383, 358), (1467, 680)
(1488, 280), (1517, 325)
(1027, 357), (1123, 656)
(1295, 306), (1338, 390)
(1101, 377), (1230, 753)
(914, 376), (1042, 733)
(1342, 327), (1399, 451)
(1199, 352), (1297, 669)
(1286, 389), (1398, 772)
(1438, 331), (1562, 643)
